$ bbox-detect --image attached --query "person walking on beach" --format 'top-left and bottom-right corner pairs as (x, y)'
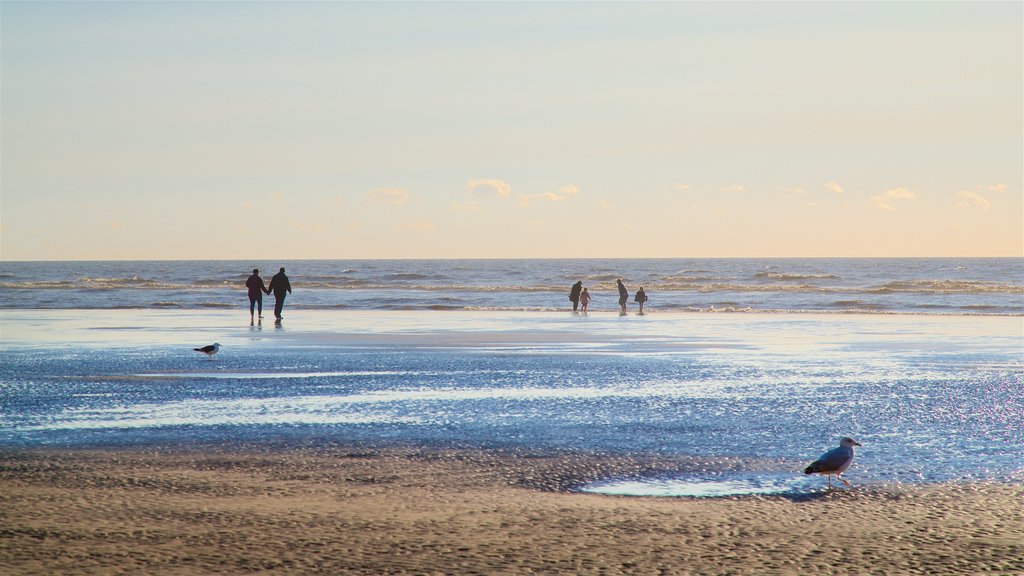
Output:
(246, 268), (269, 323)
(569, 280), (583, 312)
(580, 287), (592, 313)
(268, 267), (292, 320)
(634, 286), (648, 315)
(616, 279), (629, 315)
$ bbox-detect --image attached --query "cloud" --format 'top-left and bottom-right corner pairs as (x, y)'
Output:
(673, 184), (692, 191)
(596, 199), (616, 210)
(366, 188), (409, 206)
(718, 184), (745, 193)
(448, 201), (482, 212)
(518, 184), (580, 207)
(781, 186), (805, 197)
(956, 190), (991, 210)
(981, 184), (1008, 193)
(466, 179), (512, 198)
(869, 187), (918, 211)
(824, 181), (844, 194)
(401, 220), (436, 232)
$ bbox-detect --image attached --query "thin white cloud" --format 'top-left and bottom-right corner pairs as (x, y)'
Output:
(448, 201), (482, 212)
(596, 199), (616, 210)
(673, 184), (692, 191)
(466, 179), (511, 198)
(825, 181), (844, 194)
(982, 183), (1008, 193)
(956, 190), (991, 210)
(869, 187), (918, 211)
(518, 184), (580, 208)
(718, 184), (745, 193)
(781, 186), (805, 197)
(366, 188), (410, 206)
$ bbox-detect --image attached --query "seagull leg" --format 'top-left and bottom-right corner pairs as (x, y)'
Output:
(827, 475), (833, 490)
(839, 477), (852, 487)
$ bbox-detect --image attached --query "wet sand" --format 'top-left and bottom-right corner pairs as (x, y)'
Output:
(1, 445), (1021, 575)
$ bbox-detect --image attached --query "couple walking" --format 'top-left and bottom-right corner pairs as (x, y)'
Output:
(246, 267), (292, 323)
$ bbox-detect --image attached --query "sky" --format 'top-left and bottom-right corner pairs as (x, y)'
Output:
(1, 1), (1021, 260)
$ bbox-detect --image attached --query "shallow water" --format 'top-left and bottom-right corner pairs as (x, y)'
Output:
(1, 309), (1022, 495)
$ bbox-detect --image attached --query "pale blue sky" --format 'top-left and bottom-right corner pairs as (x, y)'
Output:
(2, 1), (1021, 260)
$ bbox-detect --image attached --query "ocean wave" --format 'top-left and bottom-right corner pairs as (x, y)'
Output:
(657, 275), (719, 283)
(82, 276), (164, 287)
(754, 272), (838, 281)
(382, 272), (448, 281)
(869, 280), (1024, 294)
(568, 273), (622, 282)
(0, 281), (76, 289)
(831, 300), (889, 310)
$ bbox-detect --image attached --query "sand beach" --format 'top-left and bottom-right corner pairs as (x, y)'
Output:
(2, 306), (1022, 574)
(2, 445), (1022, 575)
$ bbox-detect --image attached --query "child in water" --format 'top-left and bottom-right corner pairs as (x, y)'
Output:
(634, 286), (648, 315)
(580, 287), (591, 313)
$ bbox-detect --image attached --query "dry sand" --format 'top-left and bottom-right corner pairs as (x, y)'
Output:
(1, 445), (1021, 575)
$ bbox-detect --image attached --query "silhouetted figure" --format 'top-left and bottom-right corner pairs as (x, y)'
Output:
(634, 287), (648, 315)
(569, 280), (583, 312)
(268, 267), (292, 320)
(246, 268), (269, 323)
(580, 287), (592, 313)
(616, 279), (628, 315)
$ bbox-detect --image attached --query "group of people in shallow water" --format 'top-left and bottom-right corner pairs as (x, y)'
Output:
(245, 267), (292, 324)
(570, 279), (648, 315)
(244, 268), (648, 321)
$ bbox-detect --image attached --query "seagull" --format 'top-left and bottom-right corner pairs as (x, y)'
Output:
(193, 343), (221, 357)
(804, 437), (862, 490)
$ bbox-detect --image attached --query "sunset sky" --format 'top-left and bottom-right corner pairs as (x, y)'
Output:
(2, 1), (1021, 260)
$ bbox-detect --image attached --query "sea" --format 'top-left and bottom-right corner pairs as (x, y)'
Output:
(1, 258), (1022, 496)
(1, 258), (1021, 315)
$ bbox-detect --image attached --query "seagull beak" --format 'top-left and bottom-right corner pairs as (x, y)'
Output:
(854, 441), (863, 446)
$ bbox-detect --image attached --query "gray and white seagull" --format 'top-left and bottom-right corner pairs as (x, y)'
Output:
(193, 343), (221, 357)
(804, 437), (862, 490)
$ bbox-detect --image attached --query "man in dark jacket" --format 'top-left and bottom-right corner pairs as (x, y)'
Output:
(616, 278), (628, 315)
(569, 280), (583, 312)
(246, 268), (268, 323)
(268, 267), (292, 320)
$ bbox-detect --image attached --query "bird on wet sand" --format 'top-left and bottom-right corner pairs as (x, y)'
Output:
(804, 437), (862, 490)
(193, 343), (221, 357)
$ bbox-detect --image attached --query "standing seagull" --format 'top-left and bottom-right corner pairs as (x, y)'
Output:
(804, 437), (862, 489)
(193, 343), (221, 357)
